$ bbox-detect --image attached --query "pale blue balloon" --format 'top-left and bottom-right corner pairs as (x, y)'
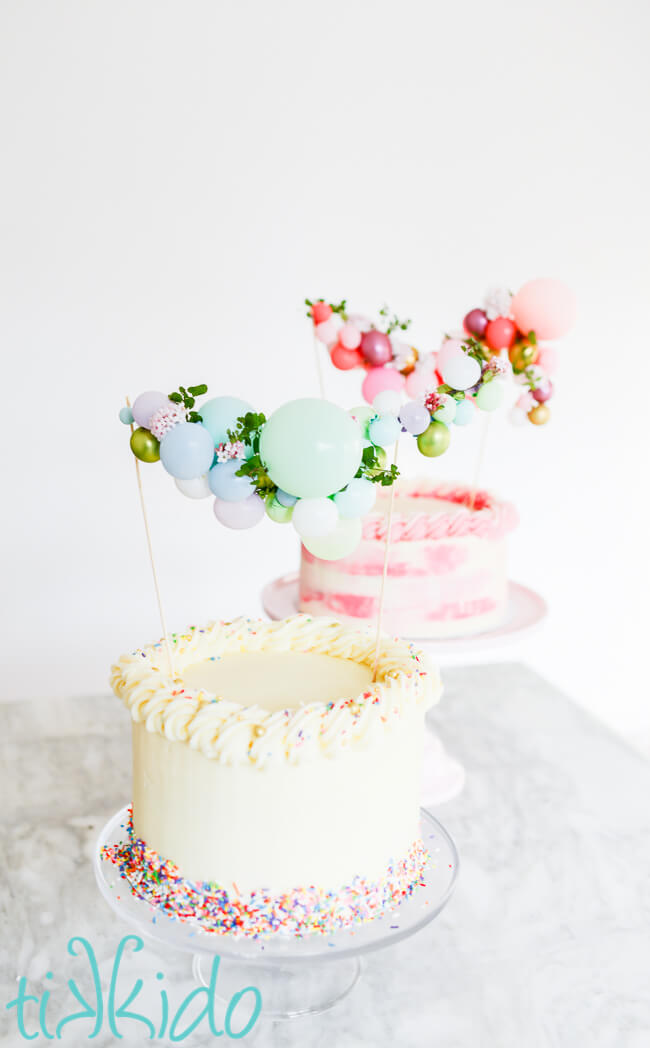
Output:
(200, 396), (253, 445)
(208, 460), (254, 502)
(119, 406), (134, 425)
(276, 489), (298, 508)
(259, 398), (363, 499)
(368, 414), (400, 447)
(334, 477), (377, 519)
(160, 422), (215, 480)
(453, 398), (475, 426)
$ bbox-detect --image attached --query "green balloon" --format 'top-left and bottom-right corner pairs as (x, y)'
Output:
(265, 494), (293, 523)
(476, 380), (505, 412)
(130, 427), (160, 462)
(302, 517), (362, 561)
(417, 420), (450, 458)
(259, 398), (363, 499)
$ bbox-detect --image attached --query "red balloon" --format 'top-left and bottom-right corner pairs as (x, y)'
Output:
(485, 317), (516, 351)
(331, 344), (363, 370)
(311, 301), (332, 325)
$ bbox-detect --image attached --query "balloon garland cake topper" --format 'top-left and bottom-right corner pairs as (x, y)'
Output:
(306, 276), (575, 438)
(121, 388), (405, 563)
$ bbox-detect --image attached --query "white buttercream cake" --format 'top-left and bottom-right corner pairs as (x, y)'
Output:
(299, 480), (518, 639)
(103, 615), (441, 936)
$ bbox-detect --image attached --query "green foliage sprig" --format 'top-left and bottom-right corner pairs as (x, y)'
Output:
(304, 297), (348, 320)
(357, 445), (400, 487)
(227, 412), (277, 498)
(168, 383), (208, 423)
(461, 337), (490, 365)
(378, 305), (411, 336)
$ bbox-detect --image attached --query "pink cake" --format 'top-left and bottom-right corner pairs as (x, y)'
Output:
(299, 480), (518, 639)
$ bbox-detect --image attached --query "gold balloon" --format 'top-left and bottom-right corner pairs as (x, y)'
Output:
(417, 420), (450, 458)
(130, 427), (160, 462)
(509, 341), (537, 374)
(528, 404), (550, 426)
(399, 346), (419, 376)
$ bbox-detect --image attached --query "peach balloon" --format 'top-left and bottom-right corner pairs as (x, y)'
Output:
(511, 279), (576, 340)
(536, 345), (558, 375)
(362, 367), (405, 405)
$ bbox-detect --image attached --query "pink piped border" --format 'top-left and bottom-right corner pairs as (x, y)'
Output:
(361, 484), (518, 542)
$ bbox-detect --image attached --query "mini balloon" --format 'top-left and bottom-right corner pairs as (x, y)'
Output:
(372, 390), (402, 415)
(398, 400), (430, 435)
(485, 317), (517, 351)
(175, 475), (211, 499)
(360, 330), (392, 367)
(311, 301), (332, 324)
(292, 496), (339, 538)
(528, 403), (551, 425)
(119, 406), (134, 425)
(339, 323), (362, 350)
(440, 350), (482, 391)
(533, 380), (554, 403)
(405, 369), (432, 398)
(276, 489), (298, 508)
(132, 391), (169, 429)
(260, 398), (363, 499)
(511, 278), (576, 340)
(349, 405), (375, 434)
(453, 397), (475, 426)
(433, 393), (457, 425)
(366, 446), (388, 477)
(213, 493), (265, 529)
(265, 495), (293, 523)
(509, 341), (537, 373)
(331, 344), (363, 370)
(476, 379), (506, 412)
(130, 427), (160, 462)
(417, 420), (450, 458)
(463, 308), (488, 338)
(334, 477), (377, 519)
(200, 396), (253, 446)
(160, 422), (215, 479)
(361, 367), (405, 405)
(368, 414), (401, 447)
(536, 345), (558, 375)
(208, 460), (255, 502)
(302, 517), (362, 561)
(314, 317), (340, 346)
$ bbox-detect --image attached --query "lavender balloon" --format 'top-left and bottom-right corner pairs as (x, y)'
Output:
(132, 390), (170, 429)
(213, 493), (265, 529)
(398, 400), (430, 435)
(360, 330), (392, 367)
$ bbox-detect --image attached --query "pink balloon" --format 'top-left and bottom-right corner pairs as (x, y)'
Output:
(437, 338), (465, 369)
(536, 345), (558, 375)
(339, 323), (362, 350)
(511, 279), (576, 340)
(314, 317), (339, 347)
(405, 369), (434, 398)
(362, 367), (405, 405)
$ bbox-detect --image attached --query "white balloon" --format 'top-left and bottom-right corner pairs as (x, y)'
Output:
(372, 390), (402, 415)
(440, 350), (482, 391)
(292, 496), (339, 538)
(175, 475), (211, 499)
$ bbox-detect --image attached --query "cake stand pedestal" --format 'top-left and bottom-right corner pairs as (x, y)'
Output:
(94, 807), (458, 1021)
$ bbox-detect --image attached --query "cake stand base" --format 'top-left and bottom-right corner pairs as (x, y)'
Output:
(95, 807), (458, 1023)
(191, 952), (361, 1019)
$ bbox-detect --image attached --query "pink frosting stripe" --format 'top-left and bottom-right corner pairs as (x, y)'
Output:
(362, 485), (518, 542)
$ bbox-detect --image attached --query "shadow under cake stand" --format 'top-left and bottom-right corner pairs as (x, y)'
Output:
(94, 807), (458, 1021)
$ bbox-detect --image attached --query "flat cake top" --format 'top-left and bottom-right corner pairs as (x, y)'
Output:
(111, 615), (440, 768)
(364, 479), (518, 541)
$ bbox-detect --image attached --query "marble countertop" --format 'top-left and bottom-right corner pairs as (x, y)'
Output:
(1, 663), (649, 1047)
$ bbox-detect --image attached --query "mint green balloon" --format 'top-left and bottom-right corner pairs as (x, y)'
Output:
(302, 517), (362, 561)
(476, 380), (505, 412)
(265, 494), (293, 523)
(259, 398), (363, 499)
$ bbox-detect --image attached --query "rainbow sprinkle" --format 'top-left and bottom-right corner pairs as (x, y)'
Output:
(101, 807), (429, 939)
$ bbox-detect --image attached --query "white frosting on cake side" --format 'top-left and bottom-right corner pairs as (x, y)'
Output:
(112, 616), (440, 895)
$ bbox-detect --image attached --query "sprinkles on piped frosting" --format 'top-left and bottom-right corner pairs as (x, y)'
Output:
(101, 807), (429, 939)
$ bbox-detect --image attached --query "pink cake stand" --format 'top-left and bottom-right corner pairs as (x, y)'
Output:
(94, 806), (458, 1021)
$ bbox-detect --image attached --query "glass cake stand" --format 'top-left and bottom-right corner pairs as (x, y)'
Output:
(94, 806), (458, 1021)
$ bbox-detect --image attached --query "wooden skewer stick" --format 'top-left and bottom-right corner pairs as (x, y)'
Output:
(469, 413), (491, 512)
(126, 397), (175, 677)
(313, 334), (326, 399)
(371, 441), (399, 682)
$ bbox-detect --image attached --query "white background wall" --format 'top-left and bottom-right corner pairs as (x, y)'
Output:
(1, 1), (648, 751)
